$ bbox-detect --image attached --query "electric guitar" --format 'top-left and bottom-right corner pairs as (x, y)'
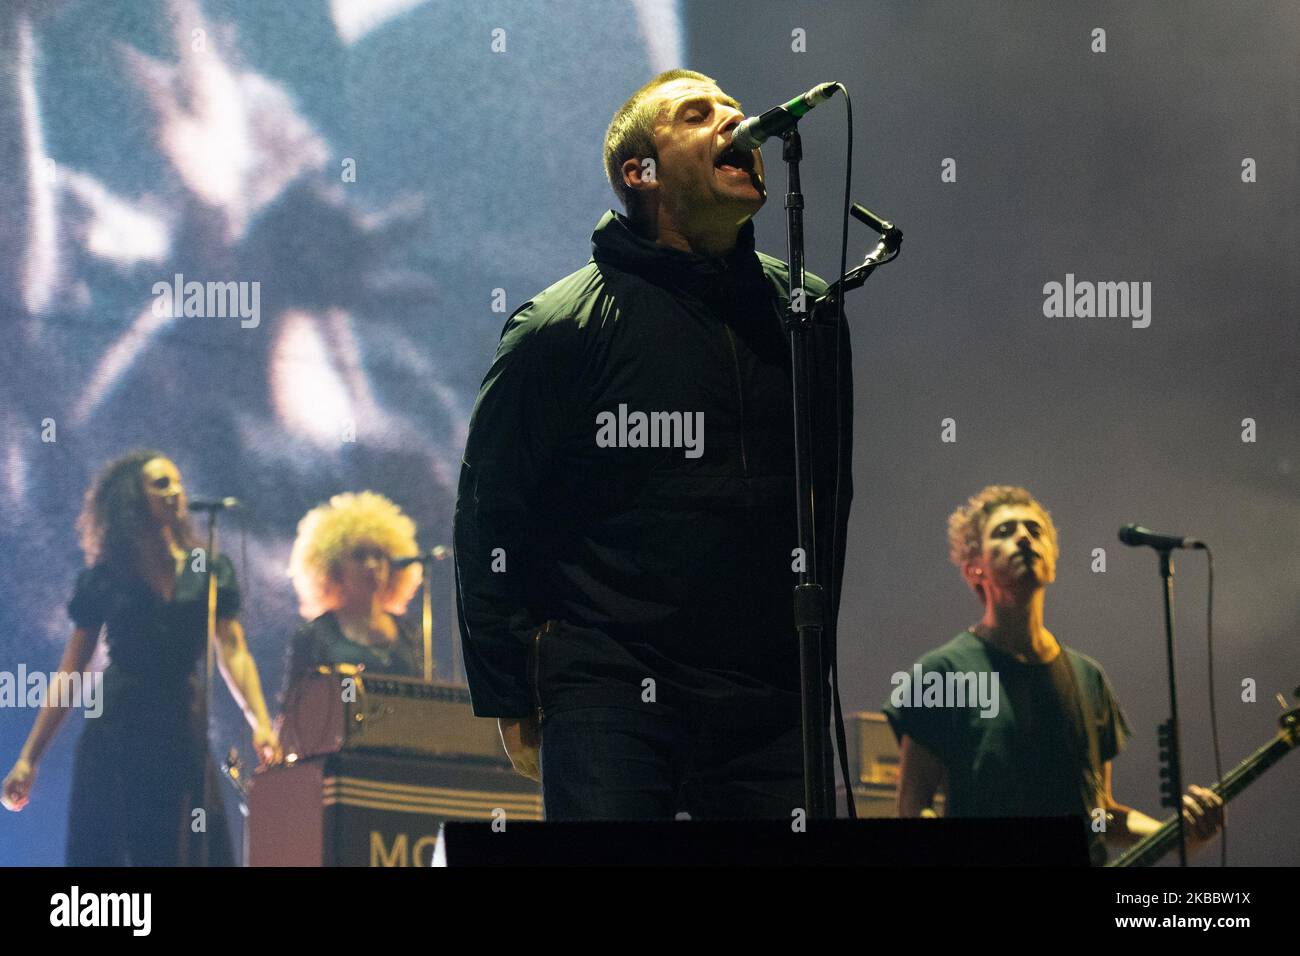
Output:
(1108, 693), (1299, 867)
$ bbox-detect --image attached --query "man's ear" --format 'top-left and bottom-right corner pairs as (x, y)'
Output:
(621, 156), (659, 197)
(960, 559), (983, 597)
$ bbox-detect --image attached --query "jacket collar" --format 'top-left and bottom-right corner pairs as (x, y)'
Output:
(590, 209), (760, 287)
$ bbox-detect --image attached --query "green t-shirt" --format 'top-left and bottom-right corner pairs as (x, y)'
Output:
(882, 630), (1132, 862)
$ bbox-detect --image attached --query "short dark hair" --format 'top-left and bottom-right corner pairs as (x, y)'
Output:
(602, 68), (717, 213)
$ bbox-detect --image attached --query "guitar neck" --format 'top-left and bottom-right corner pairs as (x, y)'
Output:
(1110, 731), (1296, 868)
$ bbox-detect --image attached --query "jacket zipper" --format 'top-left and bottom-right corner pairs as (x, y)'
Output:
(722, 323), (749, 477)
(531, 621), (548, 722)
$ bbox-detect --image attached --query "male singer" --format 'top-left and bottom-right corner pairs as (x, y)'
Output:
(454, 70), (853, 819)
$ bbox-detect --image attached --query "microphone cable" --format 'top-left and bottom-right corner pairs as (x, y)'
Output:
(827, 81), (854, 818)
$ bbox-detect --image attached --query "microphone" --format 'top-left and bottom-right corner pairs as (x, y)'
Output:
(1118, 524), (1205, 550)
(189, 497), (241, 512)
(851, 201), (903, 253)
(851, 202), (897, 237)
(731, 82), (840, 151)
(391, 546), (450, 568)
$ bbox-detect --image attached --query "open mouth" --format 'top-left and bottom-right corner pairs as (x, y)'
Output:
(714, 144), (755, 176)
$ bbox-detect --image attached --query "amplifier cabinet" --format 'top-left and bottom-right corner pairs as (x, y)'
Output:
(849, 710), (902, 786)
(843, 711), (945, 817)
(278, 671), (506, 762)
(248, 751), (542, 866)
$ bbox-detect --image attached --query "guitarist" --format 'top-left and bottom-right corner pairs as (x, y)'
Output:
(883, 485), (1223, 865)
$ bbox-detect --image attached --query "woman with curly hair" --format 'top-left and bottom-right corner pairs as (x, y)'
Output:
(281, 491), (425, 705)
(1, 450), (280, 865)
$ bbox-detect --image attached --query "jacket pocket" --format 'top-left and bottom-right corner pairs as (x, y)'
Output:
(530, 619), (556, 722)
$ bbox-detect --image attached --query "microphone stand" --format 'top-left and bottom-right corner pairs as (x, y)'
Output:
(422, 552), (435, 682)
(782, 125), (903, 818)
(813, 205), (902, 315)
(414, 546), (450, 682)
(197, 508), (224, 868)
(1157, 548), (1188, 865)
(781, 127), (833, 818)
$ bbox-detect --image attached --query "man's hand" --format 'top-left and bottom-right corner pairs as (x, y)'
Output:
(1183, 784), (1224, 846)
(498, 715), (541, 781)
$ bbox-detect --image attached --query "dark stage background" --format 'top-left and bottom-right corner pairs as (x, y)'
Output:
(1, 0), (1295, 866)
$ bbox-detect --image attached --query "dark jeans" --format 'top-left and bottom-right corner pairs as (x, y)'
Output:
(538, 700), (808, 821)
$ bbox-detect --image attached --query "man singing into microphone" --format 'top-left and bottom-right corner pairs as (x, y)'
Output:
(882, 485), (1223, 864)
(453, 70), (853, 820)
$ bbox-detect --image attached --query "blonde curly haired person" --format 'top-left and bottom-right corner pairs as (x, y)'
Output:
(281, 492), (425, 707)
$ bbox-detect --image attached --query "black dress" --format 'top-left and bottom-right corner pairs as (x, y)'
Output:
(64, 556), (239, 866)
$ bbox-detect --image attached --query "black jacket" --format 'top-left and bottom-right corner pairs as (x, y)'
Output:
(453, 210), (854, 718)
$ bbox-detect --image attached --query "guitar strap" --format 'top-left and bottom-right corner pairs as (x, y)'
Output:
(1050, 651), (1105, 812)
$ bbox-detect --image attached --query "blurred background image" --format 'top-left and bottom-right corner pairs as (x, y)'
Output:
(1, 0), (1295, 865)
